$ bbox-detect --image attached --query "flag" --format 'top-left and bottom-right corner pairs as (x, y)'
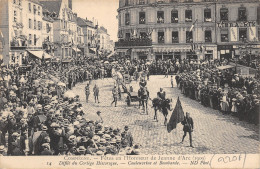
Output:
(189, 19), (198, 32)
(167, 97), (185, 133)
(0, 31), (5, 46)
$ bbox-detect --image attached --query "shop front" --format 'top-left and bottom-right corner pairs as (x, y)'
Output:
(153, 45), (191, 61)
(132, 48), (150, 60)
(217, 45), (233, 60)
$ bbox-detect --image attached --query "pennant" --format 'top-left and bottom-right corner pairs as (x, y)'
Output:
(167, 97), (185, 133)
(189, 19), (197, 32)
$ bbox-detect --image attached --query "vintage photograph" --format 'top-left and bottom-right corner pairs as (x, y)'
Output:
(0, 0), (259, 163)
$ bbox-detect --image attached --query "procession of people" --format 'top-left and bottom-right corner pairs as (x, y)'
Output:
(0, 52), (259, 156)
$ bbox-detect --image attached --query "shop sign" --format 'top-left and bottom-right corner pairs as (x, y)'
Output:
(233, 44), (260, 49)
(217, 21), (256, 28)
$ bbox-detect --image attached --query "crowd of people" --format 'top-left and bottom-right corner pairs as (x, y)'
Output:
(174, 59), (259, 125)
(0, 57), (141, 156)
(0, 54), (259, 156)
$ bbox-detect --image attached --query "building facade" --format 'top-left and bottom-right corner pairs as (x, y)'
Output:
(116, 0), (260, 61)
(42, 8), (55, 55)
(40, 0), (79, 59)
(0, 0), (25, 65)
(97, 26), (113, 54)
(77, 17), (98, 57)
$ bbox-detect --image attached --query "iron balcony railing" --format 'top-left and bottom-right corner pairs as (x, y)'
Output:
(115, 38), (152, 47)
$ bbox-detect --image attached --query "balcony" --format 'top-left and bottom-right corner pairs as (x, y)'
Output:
(115, 38), (152, 47)
(10, 46), (27, 50)
(10, 36), (27, 50)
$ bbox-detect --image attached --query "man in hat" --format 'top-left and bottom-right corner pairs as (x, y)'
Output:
(96, 111), (103, 123)
(124, 126), (133, 147)
(181, 112), (194, 147)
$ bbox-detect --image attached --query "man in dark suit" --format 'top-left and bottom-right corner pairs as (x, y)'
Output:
(181, 112), (194, 147)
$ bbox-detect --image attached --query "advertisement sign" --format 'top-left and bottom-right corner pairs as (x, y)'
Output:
(249, 27), (257, 41)
(230, 27), (238, 42)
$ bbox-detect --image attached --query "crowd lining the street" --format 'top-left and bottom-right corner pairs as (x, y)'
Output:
(0, 58), (139, 156)
(0, 54), (259, 156)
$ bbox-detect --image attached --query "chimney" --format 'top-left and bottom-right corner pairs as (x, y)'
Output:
(68, 0), (72, 10)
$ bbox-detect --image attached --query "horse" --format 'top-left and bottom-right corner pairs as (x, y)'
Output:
(138, 87), (149, 114)
(152, 98), (172, 126)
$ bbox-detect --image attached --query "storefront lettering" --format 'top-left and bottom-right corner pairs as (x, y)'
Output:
(217, 21), (256, 28)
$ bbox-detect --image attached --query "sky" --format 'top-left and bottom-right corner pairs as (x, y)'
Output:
(73, 0), (119, 42)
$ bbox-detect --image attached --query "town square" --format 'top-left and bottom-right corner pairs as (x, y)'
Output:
(0, 0), (259, 156)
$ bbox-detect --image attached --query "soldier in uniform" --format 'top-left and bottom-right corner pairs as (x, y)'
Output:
(181, 112), (194, 148)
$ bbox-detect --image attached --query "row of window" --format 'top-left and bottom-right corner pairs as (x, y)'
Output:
(28, 3), (41, 16)
(124, 30), (212, 43)
(28, 34), (37, 45)
(122, 7), (254, 26)
(13, 0), (21, 6)
(220, 28), (253, 42)
(28, 19), (42, 30)
(123, 27), (257, 43)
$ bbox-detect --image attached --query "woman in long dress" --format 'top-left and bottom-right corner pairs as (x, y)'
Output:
(231, 98), (238, 116)
(221, 92), (230, 114)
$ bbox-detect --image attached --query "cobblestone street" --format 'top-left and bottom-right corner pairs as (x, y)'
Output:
(71, 76), (259, 155)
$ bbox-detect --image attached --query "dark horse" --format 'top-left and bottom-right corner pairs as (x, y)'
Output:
(138, 87), (149, 114)
(152, 98), (172, 126)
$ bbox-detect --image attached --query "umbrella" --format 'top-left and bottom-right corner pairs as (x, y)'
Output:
(64, 91), (76, 98)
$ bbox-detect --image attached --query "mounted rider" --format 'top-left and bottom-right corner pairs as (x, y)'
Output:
(139, 78), (147, 88)
(157, 88), (166, 100)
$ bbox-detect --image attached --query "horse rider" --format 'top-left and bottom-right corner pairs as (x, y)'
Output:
(139, 78), (147, 88)
(157, 88), (166, 100)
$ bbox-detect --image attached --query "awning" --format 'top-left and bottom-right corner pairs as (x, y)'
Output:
(116, 49), (128, 53)
(27, 50), (52, 59)
(153, 46), (191, 53)
(89, 48), (96, 54)
(217, 65), (235, 70)
(132, 48), (150, 52)
(72, 48), (81, 52)
(107, 51), (115, 58)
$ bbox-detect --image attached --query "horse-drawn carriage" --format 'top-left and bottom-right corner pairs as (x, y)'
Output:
(126, 91), (139, 106)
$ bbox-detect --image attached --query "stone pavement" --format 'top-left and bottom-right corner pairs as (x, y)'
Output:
(71, 76), (259, 154)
